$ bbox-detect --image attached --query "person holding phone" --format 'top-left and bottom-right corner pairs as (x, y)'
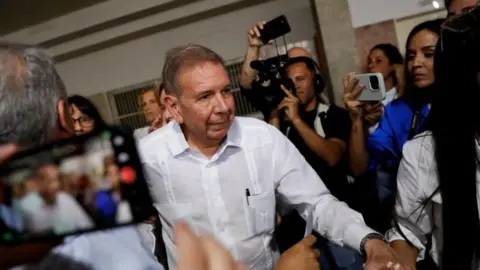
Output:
(344, 19), (443, 232)
(361, 44), (404, 133)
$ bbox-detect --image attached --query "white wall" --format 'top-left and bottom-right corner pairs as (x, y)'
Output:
(348, 0), (445, 28)
(395, 9), (447, 55)
(55, 0), (315, 96)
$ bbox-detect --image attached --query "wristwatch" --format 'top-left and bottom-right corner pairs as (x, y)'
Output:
(360, 233), (386, 259)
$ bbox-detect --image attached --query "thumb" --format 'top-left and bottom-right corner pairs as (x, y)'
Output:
(0, 144), (17, 164)
(299, 234), (317, 247)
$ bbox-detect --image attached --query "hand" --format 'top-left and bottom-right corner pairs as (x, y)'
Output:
(247, 21), (272, 48)
(364, 240), (413, 270)
(275, 235), (321, 270)
(148, 114), (164, 133)
(342, 73), (365, 117)
(278, 85), (301, 122)
(175, 222), (246, 270)
(363, 102), (384, 126)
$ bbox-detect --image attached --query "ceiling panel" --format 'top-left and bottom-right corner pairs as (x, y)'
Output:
(0, 0), (107, 35)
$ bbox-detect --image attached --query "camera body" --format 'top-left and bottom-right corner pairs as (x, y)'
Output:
(250, 54), (296, 110)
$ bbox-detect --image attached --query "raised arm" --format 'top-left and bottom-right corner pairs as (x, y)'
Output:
(240, 21), (272, 89)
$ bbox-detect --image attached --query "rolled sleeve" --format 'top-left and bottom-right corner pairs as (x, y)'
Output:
(387, 135), (435, 261)
(386, 225), (426, 261)
(269, 125), (375, 251)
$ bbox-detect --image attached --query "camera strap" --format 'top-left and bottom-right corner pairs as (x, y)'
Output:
(408, 109), (422, 140)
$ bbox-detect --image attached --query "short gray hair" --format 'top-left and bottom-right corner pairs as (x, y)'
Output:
(162, 44), (225, 95)
(0, 42), (67, 145)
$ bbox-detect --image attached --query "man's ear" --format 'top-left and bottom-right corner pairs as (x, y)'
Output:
(164, 94), (184, 124)
(57, 99), (75, 136)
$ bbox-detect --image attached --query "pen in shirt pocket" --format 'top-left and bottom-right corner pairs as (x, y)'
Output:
(245, 189), (251, 205)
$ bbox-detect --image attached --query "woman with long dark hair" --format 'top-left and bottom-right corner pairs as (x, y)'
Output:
(68, 95), (107, 136)
(387, 6), (480, 269)
(344, 19), (444, 233)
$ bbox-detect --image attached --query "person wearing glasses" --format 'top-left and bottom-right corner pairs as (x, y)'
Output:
(68, 95), (108, 136)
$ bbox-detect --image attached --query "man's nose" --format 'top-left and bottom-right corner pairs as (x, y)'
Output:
(213, 94), (229, 113)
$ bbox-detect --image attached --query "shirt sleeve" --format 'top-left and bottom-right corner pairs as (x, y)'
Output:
(367, 104), (397, 168)
(269, 125), (376, 251)
(385, 136), (434, 261)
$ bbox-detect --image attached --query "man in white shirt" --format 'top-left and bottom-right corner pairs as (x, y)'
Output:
(139, 44), (408, 270)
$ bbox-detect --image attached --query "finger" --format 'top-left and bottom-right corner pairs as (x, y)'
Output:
(299, 234), (317, 247)
(199, 234), (237, 270)
(343, 72), (356, 89)
(248, 28), (255, 37)
(372, 103), (383, 110)
(350, 84), (364, 99)
(253, 26), (261, 38)
(280, 84), (295, 98)
(0, 144), (18, 164)
(257, 21), (266, 29)
(313, 248), (321, 258)
(175, 222), (208, 270)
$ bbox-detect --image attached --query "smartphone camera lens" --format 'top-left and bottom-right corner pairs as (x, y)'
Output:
(369, 76), (380, 91)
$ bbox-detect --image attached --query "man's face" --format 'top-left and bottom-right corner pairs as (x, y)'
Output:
(166, 62), (235, 143)
(36, 164), (60, 204)
(141, 91), (162, 124)
(448, 0), (479, 16)
(286, 62), (316, 105)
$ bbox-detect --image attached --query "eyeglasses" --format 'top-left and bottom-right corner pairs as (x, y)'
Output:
(72, 116), (94, 128)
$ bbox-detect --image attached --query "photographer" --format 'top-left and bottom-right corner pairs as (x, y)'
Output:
(240, 22), (312, 90)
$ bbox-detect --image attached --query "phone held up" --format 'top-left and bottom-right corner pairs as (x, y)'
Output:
(259, 15), (291, 44)
(0, 126), (153, 245)
(350, 72), (386, 102)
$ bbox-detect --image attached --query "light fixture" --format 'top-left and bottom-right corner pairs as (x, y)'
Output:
(432, 1), (440, 9)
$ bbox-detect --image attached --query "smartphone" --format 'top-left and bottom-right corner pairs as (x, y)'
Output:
(351, 73), (386, 101)
(0, 126), (153, 245)
(259, 15), (291, 44)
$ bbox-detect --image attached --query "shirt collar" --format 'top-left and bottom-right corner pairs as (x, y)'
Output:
(168, 118), (242, 157)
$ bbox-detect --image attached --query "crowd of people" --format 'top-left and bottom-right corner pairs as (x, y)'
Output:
(0, 0), (479, 269)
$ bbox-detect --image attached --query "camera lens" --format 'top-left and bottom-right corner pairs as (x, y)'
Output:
(369, 76), (380, 91)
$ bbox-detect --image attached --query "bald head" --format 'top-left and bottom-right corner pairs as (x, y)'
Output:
(0, 43), (72, 146)
(287, 47), (312, 58)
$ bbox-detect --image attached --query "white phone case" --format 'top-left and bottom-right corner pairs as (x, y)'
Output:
(351, 73), (386, 102)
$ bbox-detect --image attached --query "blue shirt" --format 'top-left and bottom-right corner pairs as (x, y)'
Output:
(367, 99), (430, 170)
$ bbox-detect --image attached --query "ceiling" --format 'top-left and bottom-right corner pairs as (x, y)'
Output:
(0, 0), (107, 36)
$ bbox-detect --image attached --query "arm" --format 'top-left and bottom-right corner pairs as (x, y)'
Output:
(240, 46), (260, 89)
(291, 118), (345, 167)
(269, 125), (376, 251)
(348, 114), (369, 176)
(385, 137), (434, 265)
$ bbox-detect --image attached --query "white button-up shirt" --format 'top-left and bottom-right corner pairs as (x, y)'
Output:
(139, 117), (375, 270)
(11, 226), (164, 270)
(386, 132), (480, 266)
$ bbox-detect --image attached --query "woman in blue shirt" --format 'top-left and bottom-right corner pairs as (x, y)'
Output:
(344, 19), (444, 205)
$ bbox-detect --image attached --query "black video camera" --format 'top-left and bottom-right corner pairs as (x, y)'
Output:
(250, 54), (296, 110)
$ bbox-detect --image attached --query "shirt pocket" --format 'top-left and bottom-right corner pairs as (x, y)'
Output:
(246, 191), (276, 235)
